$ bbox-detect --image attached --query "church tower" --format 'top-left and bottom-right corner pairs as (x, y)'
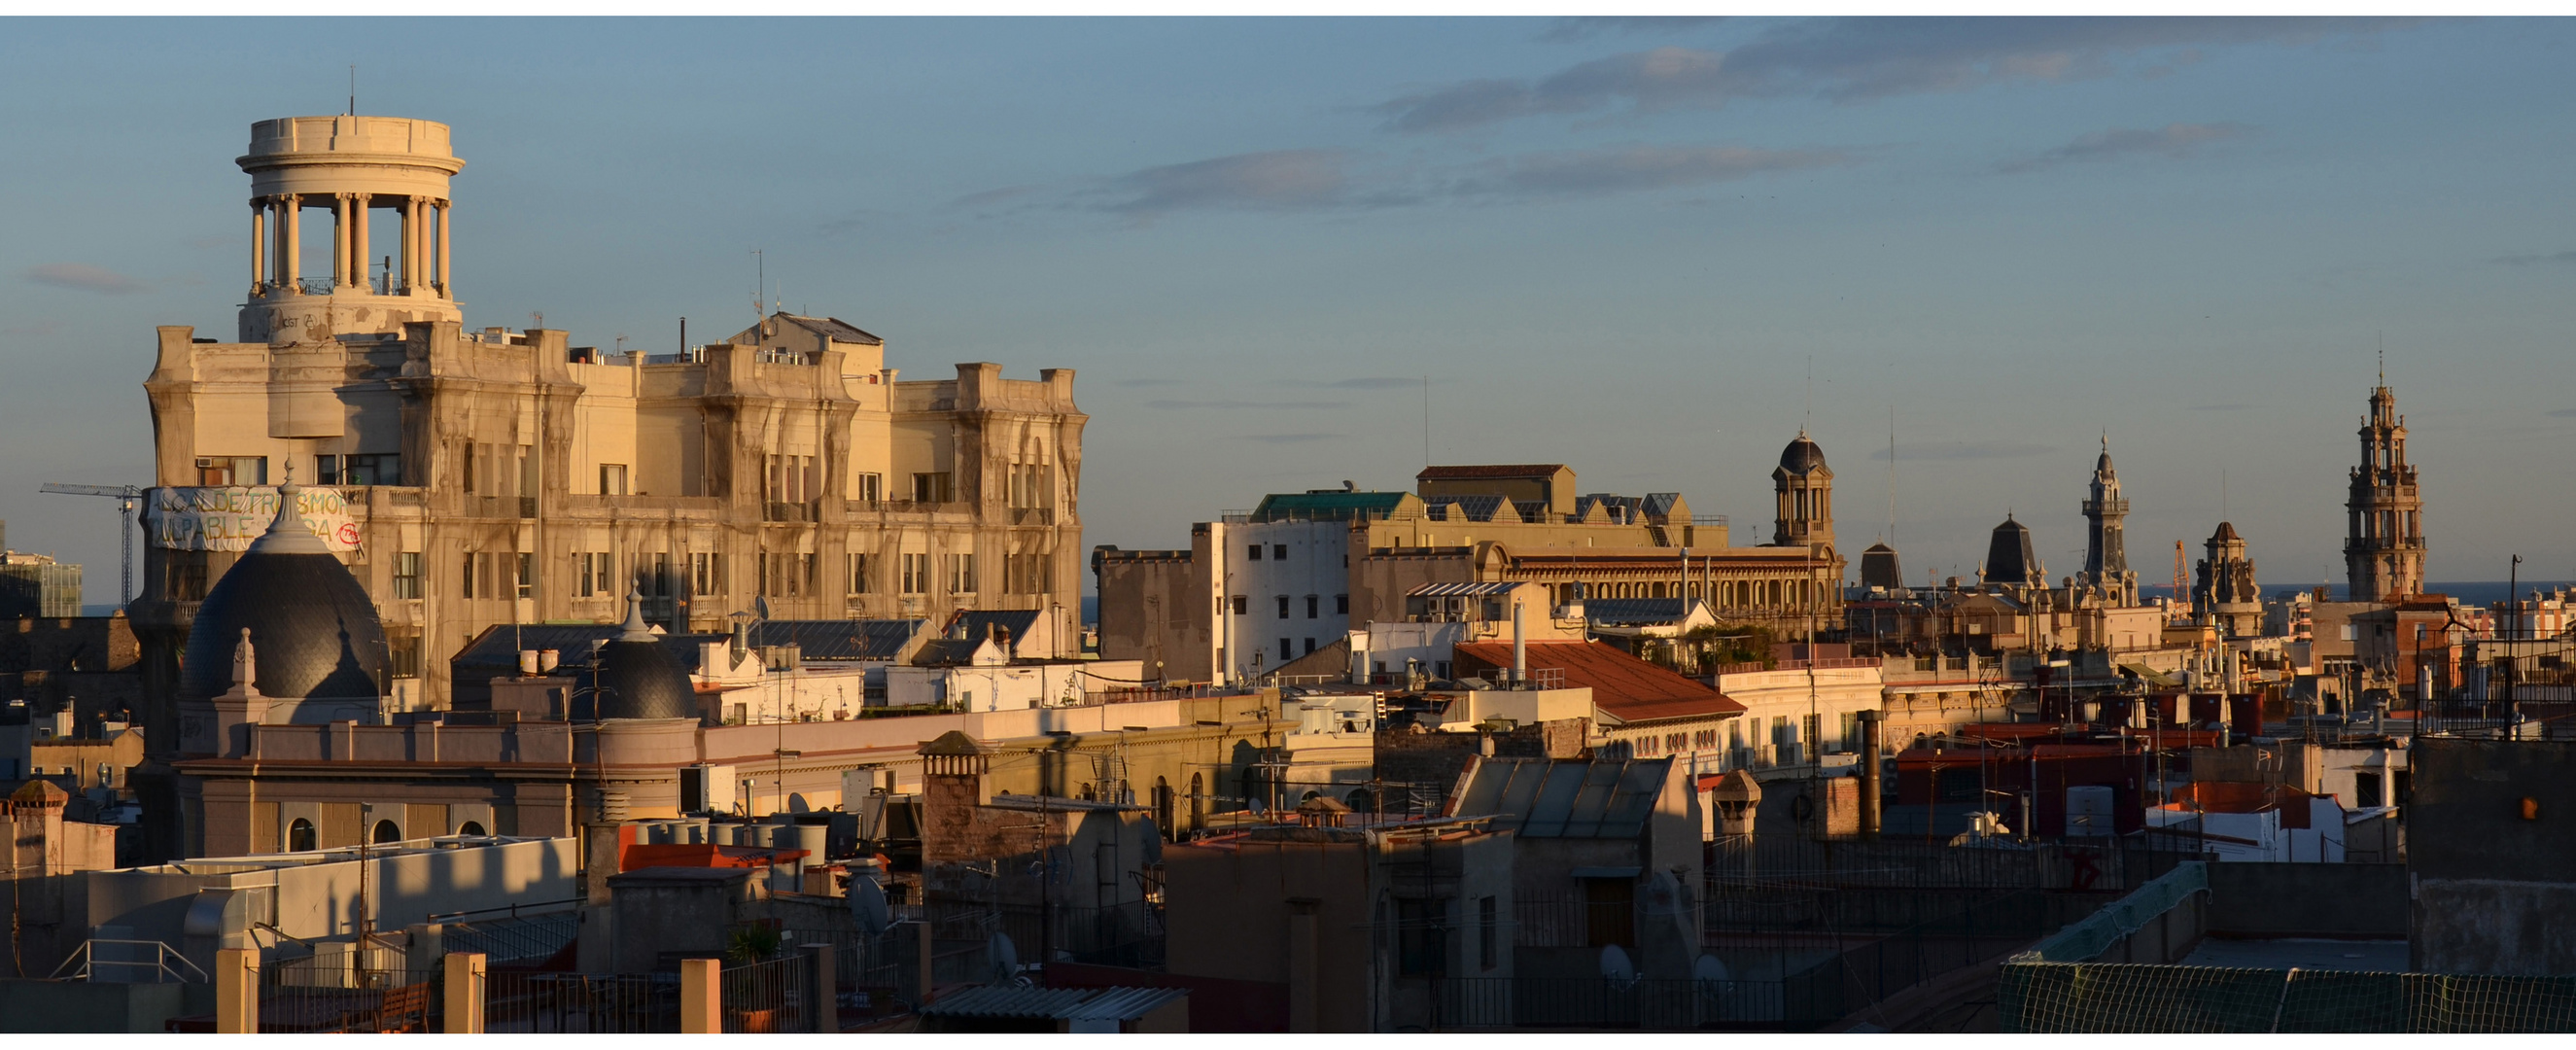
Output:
(2345, 373), (2425, 602)
(236, 115), (467, 345)
(2078, 436), (2138, 605)
(1773, 431), (1841, 579)
(2194, 521), (2262, 638)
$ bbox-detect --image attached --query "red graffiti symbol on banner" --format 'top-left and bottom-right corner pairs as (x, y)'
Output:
(336, 523), (363, 546)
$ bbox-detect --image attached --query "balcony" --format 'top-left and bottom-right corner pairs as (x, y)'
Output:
(1009, 507), (1055, 526)
(467, 496), (538, 519)
(764, 500), (818, 523)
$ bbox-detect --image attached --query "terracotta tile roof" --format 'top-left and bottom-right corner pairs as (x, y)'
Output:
(1452, 641), (1744, 722)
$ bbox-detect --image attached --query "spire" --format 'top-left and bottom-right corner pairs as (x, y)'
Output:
(618, 589), (655, 642)
(245, 482), (332, 554)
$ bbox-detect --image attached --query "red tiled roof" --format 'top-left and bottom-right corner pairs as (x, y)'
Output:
(618, 842), (809, 873)
(1452, 641), (1744, 721)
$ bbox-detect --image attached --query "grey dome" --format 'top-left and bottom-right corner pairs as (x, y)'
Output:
(584, 594), (700, 721)
(179, 486), (387, 703)
(1779, 431), (1828, 473)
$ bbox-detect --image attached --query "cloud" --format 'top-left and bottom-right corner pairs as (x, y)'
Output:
(1115, 377), (1186, 388)
(1322, 376), (1423, 390)
(1996, 122), (2255, 174)
(2495, 250), (2576, 267)
(1869, 440), (2052, 461)
(1453, 144), (1854, 197)
(1235, 433), (1342, 444)
(1539, 17), (1725, 43)
(1146, 399), (1347, 411)
(948, 185), (1041, 211)
(2190, 402), (2254, 411)
(1097, 150), (1355, 215)
(24, 262), (145, 295)
(2549, 409), (2576, 418)
(1374, 18), (2415, 133)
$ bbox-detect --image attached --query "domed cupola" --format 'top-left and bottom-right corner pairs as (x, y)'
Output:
(178, 483), (387, 707)
(587, 591), (700, 721)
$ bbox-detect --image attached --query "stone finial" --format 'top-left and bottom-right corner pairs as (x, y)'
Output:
(232, 627), (257, 687)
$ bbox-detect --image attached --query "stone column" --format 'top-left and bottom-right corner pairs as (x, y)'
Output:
(443, 952), (487, 1033)
(271, 196), (289, 286)
(281, 195), (301, 291)
(399, 195), (417, 295)
(250, 201), (266, 293)
(679, 958), (720, 1033)
(351, 193), (370, 293)
(435, 200), (451, 296)
(331, 193), (351, 291)
(215, 948), (259, 1032)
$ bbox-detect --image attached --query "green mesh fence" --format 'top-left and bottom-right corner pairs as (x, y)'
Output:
(2002, 963), (2576, 1032)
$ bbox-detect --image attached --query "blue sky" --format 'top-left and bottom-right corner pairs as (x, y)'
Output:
(4, 17), (2574, 605)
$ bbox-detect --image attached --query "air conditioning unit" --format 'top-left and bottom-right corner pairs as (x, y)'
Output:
(679, 764), (737, 815)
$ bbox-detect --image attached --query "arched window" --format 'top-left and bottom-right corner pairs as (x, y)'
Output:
(370, 820), (401, 844)
(287, 818), (316, 852)
(1346, 787), (1375, 813)
(1189, 772), (1205, 828)
(457, 821), (488, 837)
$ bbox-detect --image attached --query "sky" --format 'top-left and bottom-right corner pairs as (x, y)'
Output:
(2, 17), (2574, 608)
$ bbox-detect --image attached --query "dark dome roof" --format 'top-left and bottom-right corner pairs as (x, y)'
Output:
(1983, 514), (2039, 587)
(587, 595), (700, 721)
(179, 487), (387, 703)
(2211, 520), (2241, 542)
(1779, 431), (1828, 473)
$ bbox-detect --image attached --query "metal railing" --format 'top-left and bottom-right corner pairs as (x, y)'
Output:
(48, 938), (207, 983)
(260, 965), (440, 1033)
(485, 970), (679, 1033)
(718, 955), (806, 1032)
(1429, 976), (1785, 1031)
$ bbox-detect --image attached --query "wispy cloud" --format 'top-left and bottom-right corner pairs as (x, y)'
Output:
(1322, 376), (1422, 390)
(2190, 402), (2254, 411)
(1869, 440), (2051, 461)
(1374, 18), (2415, 134)
(1235, 433), (1343, 444)
(1996, 122), (2255, 174)
(1453, 144), (1854, 197)
(24, 262), (145, 295)
(1095, 150), (1358, 215)
(2549, 409), (2576, 418)
(1538, 17), (1725, 43)
(2495, 250), (2576, 267)
(1146, 399), (1347, 411)
(1115, 377), (1186, 388)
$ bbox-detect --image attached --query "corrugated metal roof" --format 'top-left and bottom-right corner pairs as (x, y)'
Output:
(778, 313), (885, 346)
(1416, 464), (1567, 479)
(759, 619), (925, 661)
(1453, 757), (1672, 839)
(921, 984), (1185, 1020)
(1249, 491), (1410, 521)
(1585, 598), (1691, 625)
(1408, 581), (1522, 597)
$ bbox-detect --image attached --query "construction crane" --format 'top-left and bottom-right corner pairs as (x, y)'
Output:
(40, 483), (143, 605)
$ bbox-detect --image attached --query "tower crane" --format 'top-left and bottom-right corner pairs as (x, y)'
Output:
(39, 483), (143, 605)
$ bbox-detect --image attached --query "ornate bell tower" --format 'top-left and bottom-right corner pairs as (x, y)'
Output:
(237, 115), (466, 344)
(2078, 436), (2137, 605)
(2345, 371), (2425, 602)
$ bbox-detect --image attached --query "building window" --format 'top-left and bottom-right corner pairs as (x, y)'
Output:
(853, 472), (883, 504)
(1247, 544), (1263, 561)
(692, 552), (724, 596)
(765, 455), (818, 503)
(1304, 637), (1316, 655)
(1231, 595), (1247, 615)
(462, 551), (490, 600)
(1336, 594), (1349, 615)
(1272, 543), (1287, 560)
(946, 553), (977, 594)
(1396, 898), (1447, 977)
(901, 553), (930, 595)
(1005, 552), (1053, 595)
(576, 552), (610, 597)
(316, 452), (400, 486)
(1007, 463), (1053, 508)
(1276, 595), (1291, 619)
(600, 464), (629, 496)
(1305, 595), (1319, 619)
(287, 818), (316, 852)
(1479, 896), (1498, 970)
(392, 551), (422, 599)
(516, 552), (535, 599)
(388, 634), (421, 679)
(910, 472), (954, 504)
(1279, 639), (1292, 663)
(847, 553), (872, 595)
(195, 455), (267, 486)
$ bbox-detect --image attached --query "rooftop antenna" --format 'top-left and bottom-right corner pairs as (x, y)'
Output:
(1886, 406), (1897, 544)
(752, 249), (766, 326)
(1421, 374), (1431, 468)
(348, 65), (356, 116)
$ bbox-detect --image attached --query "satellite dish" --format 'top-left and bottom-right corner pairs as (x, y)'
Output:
(1598, 944), (1635, 981)
(1693, 954), (1730, 983)
(988, 932), (1021, 984)
(848, 876), (889, 935)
